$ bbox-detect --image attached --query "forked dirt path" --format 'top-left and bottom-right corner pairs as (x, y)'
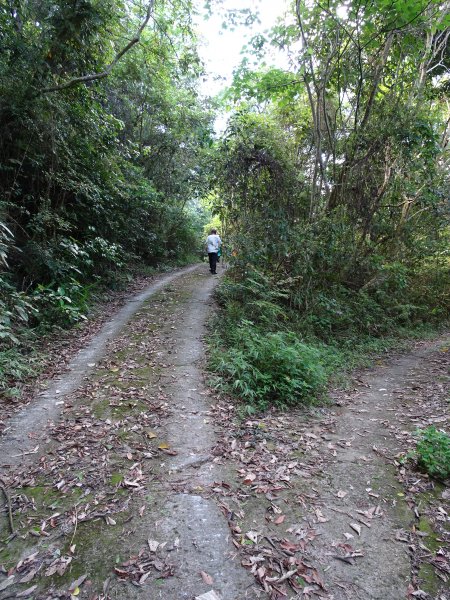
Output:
(0, 265), (259, 600)
(207, 337), (449, 600)
(0, 266), (448, 600)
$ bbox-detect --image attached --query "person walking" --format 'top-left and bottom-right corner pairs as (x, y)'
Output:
(205, 229), (222, 275)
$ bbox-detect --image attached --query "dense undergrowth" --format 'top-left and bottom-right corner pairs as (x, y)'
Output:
(206, 0), (449, 411)
(414, 426), (450, 481)
(208, 265), (449, 412)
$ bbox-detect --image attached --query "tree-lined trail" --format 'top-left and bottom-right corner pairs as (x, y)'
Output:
(0, 266), (448, 600)
(1, 1), (449, 598)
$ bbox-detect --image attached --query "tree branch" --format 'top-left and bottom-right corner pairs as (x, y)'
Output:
(296, 0), (328, 218)
(40, 1), (155, 94)
(359, 31), (394, 131)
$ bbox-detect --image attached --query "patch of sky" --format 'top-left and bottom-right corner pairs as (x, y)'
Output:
(194, 0), (291, 133)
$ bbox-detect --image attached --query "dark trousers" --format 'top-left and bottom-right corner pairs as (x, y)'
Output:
(208, 252), (218, 274)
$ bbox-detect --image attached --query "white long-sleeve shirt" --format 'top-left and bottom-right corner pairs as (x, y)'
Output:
(206, 234), (222, 253)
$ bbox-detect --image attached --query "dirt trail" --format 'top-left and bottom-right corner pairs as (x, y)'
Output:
(206, 337), (449, 600)
(300, 344), (448, 599)
(0, 266), (448, 600)
(1, 264), (199, 466)
(0, 265), (259, 600)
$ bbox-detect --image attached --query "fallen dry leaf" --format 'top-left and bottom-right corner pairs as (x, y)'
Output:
(139, 572), (151, 585)
(148, 539), (159, 552)
(45, 556), (72, 577)
(200, 571), (214, 585)
(349, 523), (362, 536)
(159, 447), (178, 455)
(16, 585), (38, 597)
(195, 591), (221, 600)
(68, 574), (87, 593)
(246, 531), (259, 544)
(315, 509), (329, 523)
(0, 576), (15, 592)
(19, 569), (37, 584)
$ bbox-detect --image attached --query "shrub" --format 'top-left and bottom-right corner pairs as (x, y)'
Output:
(0, 275), (37, 345)
(210, 324), (326, 410)
(0, 348), (37, 399)
(415, 426), (450, 480)
(33, 279), (90, 327)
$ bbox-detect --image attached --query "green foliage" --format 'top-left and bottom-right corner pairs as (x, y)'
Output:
(0, 0), (213, 344)
(209, 268), (328, 410)
(210, 67), (449, 364)
(0, 275), (37, 343)
(210, 323), (326, 410)
(415, 427), (450, 481)
(0, 347), (37, 399)
(213, 0), (450, 369)
(33, 280), (90, 327)
(0, 221), (14, 268)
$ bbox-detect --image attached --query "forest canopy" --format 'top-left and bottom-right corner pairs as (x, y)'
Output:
(208, 0), (450, 407)
(1, 0), (213, 325)
(1, 0), (449, 403)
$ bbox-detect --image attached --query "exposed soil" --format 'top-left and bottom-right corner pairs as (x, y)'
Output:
(0, 264), (199, 434)
(0, 264), (200, 463)
(206, 339), (449, 600)
(0, 265), (448, 600)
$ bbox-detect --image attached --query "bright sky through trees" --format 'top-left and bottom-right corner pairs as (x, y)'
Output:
(195, 0), (290, 97)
